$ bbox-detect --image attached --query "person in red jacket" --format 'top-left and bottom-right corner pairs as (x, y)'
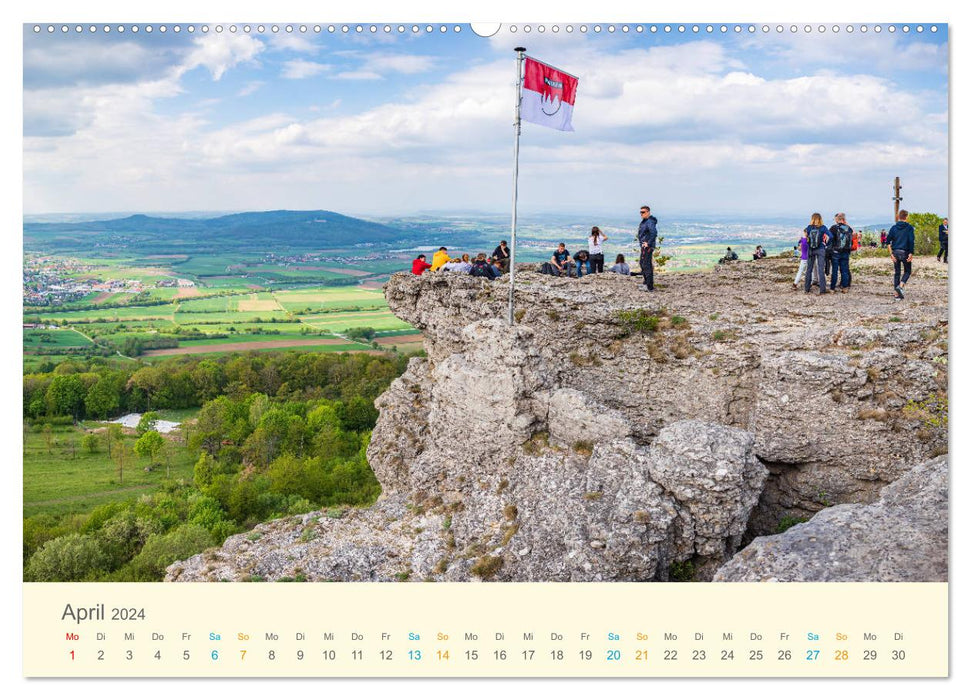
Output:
(411, 254), (432, 275)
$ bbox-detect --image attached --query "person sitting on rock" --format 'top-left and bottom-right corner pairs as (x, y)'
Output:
(411, 254), (432, 275)
(573, 249), (591, 277)
(550, 243), (574, 277)
(719, 247), (739, 264)
(752, 245), (767, 260)
(441, 257), (464, 272)
(493, 240), (511, 273)
(610, 253), (631, 275)
(430, 246), (450, 271)
(470, 253), (499, 280)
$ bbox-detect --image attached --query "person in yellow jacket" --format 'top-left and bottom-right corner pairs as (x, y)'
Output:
(430, 246), (450, 271)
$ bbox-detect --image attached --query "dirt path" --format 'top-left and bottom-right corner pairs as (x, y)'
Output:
(26, 484), (151, 508)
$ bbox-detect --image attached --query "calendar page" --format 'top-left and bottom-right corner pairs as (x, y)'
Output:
(18, 7), (950, 684)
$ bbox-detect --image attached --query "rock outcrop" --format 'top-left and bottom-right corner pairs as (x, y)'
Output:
(167, 257), (948, 582)
(714, 455), (948, 582)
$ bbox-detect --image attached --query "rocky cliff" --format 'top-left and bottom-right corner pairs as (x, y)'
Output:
(167, 256), (948, 582)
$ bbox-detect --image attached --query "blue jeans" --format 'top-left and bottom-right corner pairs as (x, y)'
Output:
(830, 251), (850, 289)
(575, 259), (591, 277)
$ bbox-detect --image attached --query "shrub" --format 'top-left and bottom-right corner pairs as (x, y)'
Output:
(776, 515), (809, 533)
(127, 524), (214, 581)
(25, 533), (109, 582)
(614, 309), (660, 336)
(470, 555), (503, 580)
(668, 560), (696, 582)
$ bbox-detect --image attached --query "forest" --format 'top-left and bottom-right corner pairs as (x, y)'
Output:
(23, 351), (410, 582)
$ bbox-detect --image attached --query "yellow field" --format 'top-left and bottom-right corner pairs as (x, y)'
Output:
(238, 294), (283, 312)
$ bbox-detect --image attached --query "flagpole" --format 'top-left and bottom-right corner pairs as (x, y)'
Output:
(508, 47), (526, 326)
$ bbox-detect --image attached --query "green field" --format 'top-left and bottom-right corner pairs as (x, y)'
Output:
(23, 328), (93, 350)
(24, 253), (418, 364)
(23, 423), (196, 519)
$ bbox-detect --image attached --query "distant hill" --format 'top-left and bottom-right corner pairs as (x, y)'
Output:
(23, 210), (412, 255)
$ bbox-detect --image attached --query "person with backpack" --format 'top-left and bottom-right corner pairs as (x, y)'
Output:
(829, 213), (854, 292)
(752, 245), (767, 260)
(610, 253), (631, 275)
(470, 253), (499, 280)
(792, 231), (809, 289)
(886, 210), (916, 299)
(804, 213), (830, 295)
(937, 218), (948, 263)
(719, 247), (738, 264)
(637, 205), (658, 291)
(588, 226), (608, 273)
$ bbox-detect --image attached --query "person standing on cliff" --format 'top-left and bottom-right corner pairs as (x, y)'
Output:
(637, 205), (658, 292)
(938, 218), (948, 263)
(804, 213), (830, 295)
(828, 213), (853, 293)
(886, 209), (916, 300)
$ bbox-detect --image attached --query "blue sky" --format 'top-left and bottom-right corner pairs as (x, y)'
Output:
(22, 23), (948, 220)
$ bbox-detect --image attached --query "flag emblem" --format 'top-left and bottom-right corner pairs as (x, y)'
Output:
(521, 57), (578, 132)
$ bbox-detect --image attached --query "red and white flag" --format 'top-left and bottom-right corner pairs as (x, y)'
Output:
(521, 57), (578, 132)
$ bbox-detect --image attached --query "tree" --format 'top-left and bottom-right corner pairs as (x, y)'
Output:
(907, 212), (944, 256)
(46, 374), (87, 420)
(82, 433), (100, 454)
(105, 423), (124, 460)
(42, 423), (53, 455)
(134, 430), (165, 467)
(113, 442), (132, 485)
(137, 411), (159, 436)
(85, 375), (120, 419)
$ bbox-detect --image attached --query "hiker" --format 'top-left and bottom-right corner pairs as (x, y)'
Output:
(574, 249), (591, 277)
(411, 254), (432, 276)
(829, 213), (853, 292)
(792, 231), (809, 289)
(823, 219), (836, 277)
(488, 257), (503, 277)
(610, 253), (631, 275)
(470, 253), (499, 280)
(880, 229), (888, 247)
(588, 226), (608, 273)
(938, 218), (948, 263)
(441, 257), (465, 272)
(719, 247), (738, 264)
(493, 240), (511, 273)
(548, 243), (573, 277)
(804, 213), (830, 295)
(752, 245), (767, 260)
(431, 246), (450, 271)
(637, 205), (658, 291)
(886, 210), (915, 300)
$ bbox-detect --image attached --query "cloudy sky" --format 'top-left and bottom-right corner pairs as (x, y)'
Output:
(22, 23), (948, 220)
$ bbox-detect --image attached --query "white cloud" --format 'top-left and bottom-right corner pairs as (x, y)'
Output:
(335, 70), (382, 80)
(237, 81), (264, 97)
(281, 59), (332, 79)
(180, 33), (264, 80)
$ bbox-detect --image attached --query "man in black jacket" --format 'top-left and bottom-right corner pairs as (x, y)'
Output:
(829, 213), (853, 292)
(937, 218), (948, 263)
(886, 210), (916, 299)
(637, 205), (658, 291)
(493, 240), (511, 273)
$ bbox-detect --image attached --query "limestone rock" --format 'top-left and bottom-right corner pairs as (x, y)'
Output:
(713, 456), (948, 582)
